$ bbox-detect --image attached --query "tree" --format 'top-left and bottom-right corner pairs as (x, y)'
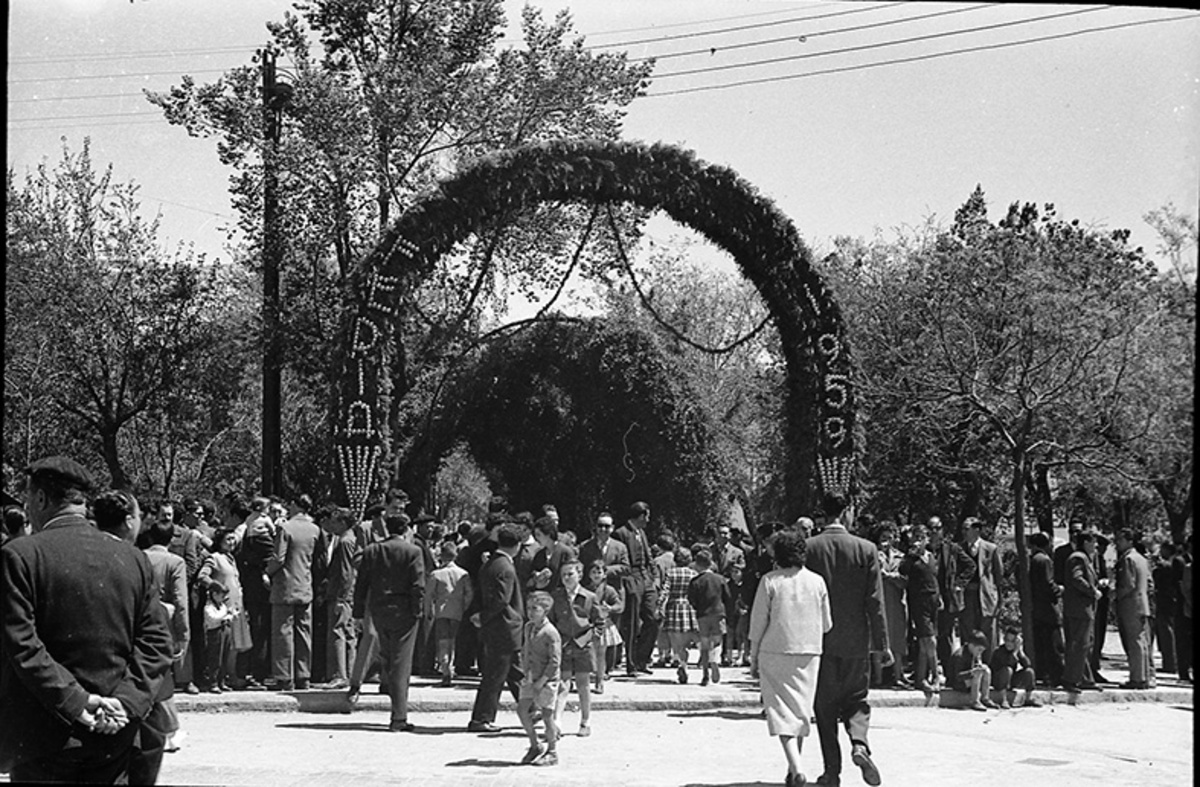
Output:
(5, 139), (237, 490)
(864, 187), (1158, 653)
(146, 0), (652, 496)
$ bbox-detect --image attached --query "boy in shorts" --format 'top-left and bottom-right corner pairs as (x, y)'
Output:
(950, 629), (997, 711)
(549, 560), (603, 737)
(990, 627), (1041, 708)
(687, 550), (731, 685)
(517, 592), (561, 766)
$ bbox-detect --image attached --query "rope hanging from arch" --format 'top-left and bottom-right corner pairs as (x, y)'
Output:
(334, 139), (856, 519)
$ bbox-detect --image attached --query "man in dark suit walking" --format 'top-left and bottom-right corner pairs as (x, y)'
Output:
(351, 513), (425, 731)
(0, 456), (173, 782)
(804, 505), (889, 787)
(614, 502), (660, 676)
(267, 494), (321, 690)
(468, 522), (526, 732)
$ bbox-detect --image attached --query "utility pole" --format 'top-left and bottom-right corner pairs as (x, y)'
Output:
(261, 46), (288, 497)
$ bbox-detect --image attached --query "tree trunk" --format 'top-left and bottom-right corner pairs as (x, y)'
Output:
(1027, 462), (1054, 536)
(1010, 448), (1035, 667)
(1154, 479), (1193, 545)
(99, 425), (129, 490)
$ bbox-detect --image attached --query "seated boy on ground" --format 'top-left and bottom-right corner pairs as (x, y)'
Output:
(989, 627), (1041, 708)
(949, 629), (997, 711)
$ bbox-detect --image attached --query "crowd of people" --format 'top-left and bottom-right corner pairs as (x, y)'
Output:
(1, 452), (1193, 785)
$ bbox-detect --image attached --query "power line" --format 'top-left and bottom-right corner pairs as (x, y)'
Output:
(9, 91), (150, 104)
(6, 117), (166, 131)
(141, 195), (237, 219)
(654, 5), (1109, 80)
(9, 45), (260, 66)
(646, 12), (1200, 98)
(580, 1), (847, 39)
(634, 3), (1001, 62)
(8, 110), (163, 123)
(8, 67), (234, 86)
(585, 1), (906, 50)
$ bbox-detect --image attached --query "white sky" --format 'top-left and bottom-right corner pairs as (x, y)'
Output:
(8, 0), (1200, 273)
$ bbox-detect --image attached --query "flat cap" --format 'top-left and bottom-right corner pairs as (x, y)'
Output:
(25, 455), (94, 492)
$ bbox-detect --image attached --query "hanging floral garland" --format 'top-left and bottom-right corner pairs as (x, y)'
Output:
(334, 139), (856, 520)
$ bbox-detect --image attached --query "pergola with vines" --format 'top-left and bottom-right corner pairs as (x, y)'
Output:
(334, 139), (856, 520)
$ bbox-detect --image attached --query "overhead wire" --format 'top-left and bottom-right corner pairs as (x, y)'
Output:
(654, 5), (1109, 79)
(646, 11), (1200, 98)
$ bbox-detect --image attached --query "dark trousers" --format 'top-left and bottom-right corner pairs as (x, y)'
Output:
(1063, 614), (1095, 686)
(186, 595), (206, 689)
(326, 600), (356, 683)
(454, 617), (479, 674)
(1090, 596), (1109, 673)
(244, 596), (272, 681)
(814, 655), (872, 778)
(1031, 619), (1064, 686)
(470, 638), (523, 725)
(622, 583), (661, 671)
(1155, 613), (1176, 673)
(11, 726), (138, 784)
(377, 619), (419, 723)
(1173, 612), (1192, 679)
(960, 587), (996, 664)
(271, 602), (313, 683)
(936, 608), (959, 670)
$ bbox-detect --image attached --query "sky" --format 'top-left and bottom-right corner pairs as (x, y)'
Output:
(8, 0), (1200, 275)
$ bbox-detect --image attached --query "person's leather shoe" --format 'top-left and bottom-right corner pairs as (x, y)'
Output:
(295, 678), (309, 690)
(813, 774), (840, 786)
(184, 682), (200, 695)
(467, 720), (500, 733)
(1119, 681), (1149, 689)
(388, 720), (415, 732)
(1076, 681), (1103, 691)
(851, 744), (881, 786)
(346, 686), (361, 707)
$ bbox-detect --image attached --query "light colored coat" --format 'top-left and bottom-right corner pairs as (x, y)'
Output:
(748, 566), (832, 656)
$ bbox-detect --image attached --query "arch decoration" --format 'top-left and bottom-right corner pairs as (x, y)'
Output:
(334, 139), (856, 519)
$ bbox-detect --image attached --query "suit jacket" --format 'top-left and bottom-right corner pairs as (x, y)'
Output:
(477, 551), (523, 651)
(1029, 549), (1062, 625)
(935, 538), (974, 613)
(613, 523), (653, 592)
(803, 524), (888, 658)
(0, 514), (173, 769)
(964, 537), (1004, 616)
(578, 537), (630, 586)
(708, 541), (746, 578)
(267, 513), (321, 605)
(514, 538), (538, 597)
(325, 529), (360, 604)
(1063, 550), (1099, 620)
(237, 514), (275, 605)
(144, 545), (191, 650)
(1115, 547), (1151, 618)
(352, 534), (425, 631)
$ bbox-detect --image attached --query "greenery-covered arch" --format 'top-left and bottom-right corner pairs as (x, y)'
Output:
(335, 139), (855, 519)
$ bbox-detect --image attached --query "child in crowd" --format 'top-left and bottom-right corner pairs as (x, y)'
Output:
(725, 564), (748, 666)
(661, 546), (698, 683)
(950, 630), (997, 711)
(687, 549), (731, 686)
(559, 530), (578, 551)
(990, 627), (1042, 708)
(426, 540), (473, 687)
(899, 525), (941, 693)
(203, 584), (236, 692)
(517, 592), (561, 767)
(582, 560), (624, 695)
(548, 561), (603, 737)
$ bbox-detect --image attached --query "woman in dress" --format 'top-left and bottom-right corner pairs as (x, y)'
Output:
(582, 560), (625, 694)
(199, 528), (252, 690)
(749, 530), (832, 787)
(660, 546), (698, 684)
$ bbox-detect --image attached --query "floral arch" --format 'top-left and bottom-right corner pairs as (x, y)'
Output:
(334, 139), (855, 519)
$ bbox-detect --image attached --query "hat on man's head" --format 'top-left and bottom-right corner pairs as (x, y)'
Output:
(25, 456), (93, 493)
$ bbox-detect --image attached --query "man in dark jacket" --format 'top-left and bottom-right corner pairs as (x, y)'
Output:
(351, 513), (425, 731)
(1028, 532), (1064, 687)
(467, 522), (525, 732)
(1, 456), (173, 782)
(804, 505), (889, 787)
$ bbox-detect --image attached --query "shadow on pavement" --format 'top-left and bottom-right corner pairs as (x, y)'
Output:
(276, 721), (391, 732)
(682, 782), (781, 787)
(445, 758), (523, 768)
(667, 709), (764, 722)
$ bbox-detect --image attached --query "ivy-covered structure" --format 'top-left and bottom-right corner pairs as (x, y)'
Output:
(334, 139), (855, 520)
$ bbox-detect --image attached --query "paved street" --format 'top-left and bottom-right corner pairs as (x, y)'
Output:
(149, 702), (1191, 786)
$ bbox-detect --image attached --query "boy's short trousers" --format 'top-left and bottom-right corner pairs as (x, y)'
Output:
(561, 641), (595, 674)
(697, 614), (727, 638)
(434, 617), (460, 641)
(519, 679), (559, 710)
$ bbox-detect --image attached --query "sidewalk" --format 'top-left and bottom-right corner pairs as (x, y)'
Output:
(177, 628), (1192, 715)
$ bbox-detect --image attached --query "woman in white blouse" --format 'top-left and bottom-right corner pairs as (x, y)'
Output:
(749, 529), (833, 787)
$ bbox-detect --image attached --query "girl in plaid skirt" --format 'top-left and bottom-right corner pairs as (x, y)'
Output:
(661, 546), (698, 683)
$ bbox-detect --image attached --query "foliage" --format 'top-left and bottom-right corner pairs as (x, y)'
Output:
(5, 139), (240, 493)
(401, 317), (731, 540)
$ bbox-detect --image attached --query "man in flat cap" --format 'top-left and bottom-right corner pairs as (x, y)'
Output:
(0, 456), (173, 782)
